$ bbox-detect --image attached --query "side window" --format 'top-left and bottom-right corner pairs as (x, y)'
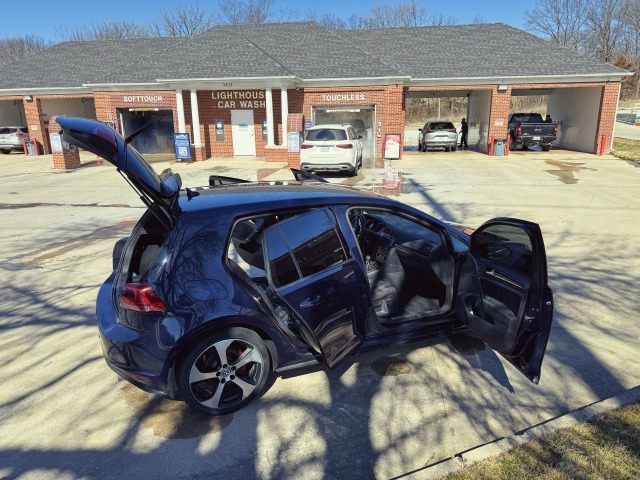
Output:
(266, 209), (348, 288)
(20, 127), (29, 134)
(265, 228), (300, 288)
(472, 224), (533, 277)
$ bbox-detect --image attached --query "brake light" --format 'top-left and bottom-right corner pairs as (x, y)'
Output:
(517, 125), (522, 135)
(426, 129), (434, 133)
(336, 143), (353, 149)
(10, 133), (23, 137)
(447, 129), (456, 133)
(553, 124), (558, 135)
(119, 283), (168, 312)
(301, 144), (314, 149)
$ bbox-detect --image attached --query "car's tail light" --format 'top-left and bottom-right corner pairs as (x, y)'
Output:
(447, 129), (456, 133)
(10, 133), (23, 137)
(336, 144), (353, 149)
(119, 283), (168, 312)
(553, 124), (558, 135)
(517, 125), (522, 135)
(301, 144), (314, 149)
(426, 129), (434, 133)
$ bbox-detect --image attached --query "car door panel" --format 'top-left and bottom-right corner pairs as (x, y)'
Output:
(263, 209), (368, 368)
(456, 218), (553, 383)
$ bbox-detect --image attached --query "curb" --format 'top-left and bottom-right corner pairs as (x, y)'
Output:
(397, 385), (640, 479)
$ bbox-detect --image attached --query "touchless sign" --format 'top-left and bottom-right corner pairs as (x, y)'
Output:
(174, 133), (191, 160)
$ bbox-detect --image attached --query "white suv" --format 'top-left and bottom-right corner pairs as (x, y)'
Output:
(300, 124), (363, 177)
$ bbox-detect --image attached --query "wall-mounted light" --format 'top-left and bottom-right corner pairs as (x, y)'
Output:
(23, 94), (32, 101)
(497, 84), (508, 92)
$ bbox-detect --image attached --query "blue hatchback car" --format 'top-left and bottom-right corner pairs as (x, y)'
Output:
(58, 117), (554, 416)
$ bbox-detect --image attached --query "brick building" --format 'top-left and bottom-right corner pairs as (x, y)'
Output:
(0, 22), (630, 163)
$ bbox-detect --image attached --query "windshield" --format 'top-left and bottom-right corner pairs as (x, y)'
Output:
(306, 129), (347, 141)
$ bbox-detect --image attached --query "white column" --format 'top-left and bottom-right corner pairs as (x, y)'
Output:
(265, 87), (275, 146)
(190, 90), (201, 145)
(176, 90), (186, 133)
(280, 87), (288, 145)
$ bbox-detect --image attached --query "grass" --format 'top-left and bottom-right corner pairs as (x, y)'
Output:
(613, 137), (640, 163)
(445, 399), (640, 480)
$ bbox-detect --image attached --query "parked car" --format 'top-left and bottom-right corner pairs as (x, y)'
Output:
(508, 113), (557, 151)
(57, 116), (554, 417)
(418, 121), (457, 152)
(300, 124), (363, 177)
(0, 126), (29, 154)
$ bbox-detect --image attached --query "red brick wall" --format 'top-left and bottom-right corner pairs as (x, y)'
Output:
(23, 98), (47, 154)
(299, 85), (405, 158)
(595, 83), (620, 155)
(48, 115), (81, 169)
(93, 90), (178, 135)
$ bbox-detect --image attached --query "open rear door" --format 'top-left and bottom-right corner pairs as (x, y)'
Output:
(263, 209), (368, 368)
(455, 218), (553, 383)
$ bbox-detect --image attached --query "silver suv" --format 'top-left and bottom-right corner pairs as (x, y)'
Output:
(300, 124), (363, 176)
(418, 121), (457, 152)
(0, 126), (29, 154)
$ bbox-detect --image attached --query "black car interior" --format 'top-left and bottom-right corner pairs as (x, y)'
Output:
(348, 208), (455, 324)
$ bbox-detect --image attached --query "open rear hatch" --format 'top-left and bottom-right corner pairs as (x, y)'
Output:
(56, 116), (181, 229)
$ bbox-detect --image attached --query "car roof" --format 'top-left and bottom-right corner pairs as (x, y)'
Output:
(180, 181), (394, 215)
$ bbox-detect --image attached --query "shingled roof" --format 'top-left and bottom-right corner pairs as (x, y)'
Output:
(0, 22), (628, 92)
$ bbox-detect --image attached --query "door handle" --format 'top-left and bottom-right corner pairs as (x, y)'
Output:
(300, 295), (321, 309)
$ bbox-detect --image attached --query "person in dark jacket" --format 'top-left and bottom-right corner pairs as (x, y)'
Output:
(460, 118), (468, 148)
(545, 114), (553, 123)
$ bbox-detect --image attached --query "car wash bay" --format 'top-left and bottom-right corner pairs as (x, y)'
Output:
(405, 83), (619, 155)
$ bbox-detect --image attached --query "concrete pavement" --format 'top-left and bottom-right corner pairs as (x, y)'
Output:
(0, 149), (638, 479)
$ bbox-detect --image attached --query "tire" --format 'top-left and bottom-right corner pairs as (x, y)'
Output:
(445, 147), (450, 152)
(1, 150), (10, 155)
(451, 146), (457, 152)
(177, 327), (271, 416)
(541, 144), (552, 151)
(350, 159), (359, 177)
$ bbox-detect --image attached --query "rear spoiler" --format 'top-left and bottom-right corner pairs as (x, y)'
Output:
(209, 168), (328, 187)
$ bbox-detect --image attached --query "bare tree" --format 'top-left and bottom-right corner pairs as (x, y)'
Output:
(349, 1), (456, 28)
(305, 13), (349, 30)
(0, 35), (51, 65)
(583, 0), (625, 62)
(472, 14), (488, 24)
(525, 0), (587, 50)
(149, 2), (218, 36)
(620, 0), (640, 96)
(56, 21), (150, 41)
(217, 0), (274, 24)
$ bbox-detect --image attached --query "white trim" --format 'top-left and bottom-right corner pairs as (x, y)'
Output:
(265, 87), (275, 146)
(0, 87), (93, 96)
(157, 76), (298, 82)
(176, 90), (186, 134)
(280, 87), (288, 146)
(190, 90), (201, 146)
(408, 73), (631, 87)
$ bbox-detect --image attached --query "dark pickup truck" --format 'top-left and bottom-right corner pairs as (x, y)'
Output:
(508, 113), (557, 151)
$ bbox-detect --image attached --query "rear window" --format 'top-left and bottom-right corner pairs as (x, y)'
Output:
(429, 122), (455, 130)
(7, 128), (17, 133)
(512, 114), (544, 123)
(306, 129), (347, 141)
(20, 127), (28, 133)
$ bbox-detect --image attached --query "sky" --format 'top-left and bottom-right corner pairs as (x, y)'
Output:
(4, 0), (534, 40)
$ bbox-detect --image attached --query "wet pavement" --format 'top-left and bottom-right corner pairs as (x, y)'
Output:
(0, 149), (638, 479)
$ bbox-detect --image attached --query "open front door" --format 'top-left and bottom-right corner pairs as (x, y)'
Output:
(263, 209), (368, 368)
(455, 218), (553, 383)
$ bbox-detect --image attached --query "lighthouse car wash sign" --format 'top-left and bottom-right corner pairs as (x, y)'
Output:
(212, 90), (266, 109)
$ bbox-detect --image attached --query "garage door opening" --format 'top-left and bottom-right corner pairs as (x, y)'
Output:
(510, 87), (603, 154)
(405, 91), (477, 151)
(119, 109), (175, 157)
(312, 106), (375, 158)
